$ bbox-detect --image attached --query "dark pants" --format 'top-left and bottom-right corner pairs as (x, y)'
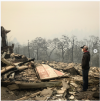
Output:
(82, 69), (89, 91)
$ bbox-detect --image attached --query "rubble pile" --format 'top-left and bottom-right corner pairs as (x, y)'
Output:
(1, 52), (100, 100)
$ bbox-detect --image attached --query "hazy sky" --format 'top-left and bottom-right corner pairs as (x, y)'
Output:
(1, 1), (100, 45)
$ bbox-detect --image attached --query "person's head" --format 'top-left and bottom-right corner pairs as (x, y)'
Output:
(81, 45), (88, 52)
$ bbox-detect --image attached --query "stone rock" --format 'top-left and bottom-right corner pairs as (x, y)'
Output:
(58, 99), (64, 101)
(62, 79), (70, 90)
(69, 92), (76, 95)
(56, 89), (65, 94)
(56, 94), (63, 97)
(70, 82), (78, 87)
(72, 75), (83, 81)
(92, 87), (97, 91)
(40, 88), (53, 96)
(69, 95), (74, 99)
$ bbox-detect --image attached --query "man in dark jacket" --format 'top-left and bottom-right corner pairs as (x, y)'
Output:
(81, 45), (90, 91)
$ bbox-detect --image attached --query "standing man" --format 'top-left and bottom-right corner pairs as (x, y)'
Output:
(81, 45), (90, 91)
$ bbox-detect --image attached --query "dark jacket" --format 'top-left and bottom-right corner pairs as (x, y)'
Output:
(82, 51), (90, 70)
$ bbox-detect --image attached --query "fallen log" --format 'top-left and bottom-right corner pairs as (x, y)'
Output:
(7, 81), (62, 90)
(1, 58), (35, 69)
(17, 58), (35, 66)
(7, 84), (19, 90)
(1, 80), (16, 87)
(15, 91), (41, 100)
(1, 65), (29, 74)
(16, 66), (29, 71)
(1, 57), (34, 74)
(1, 58), (14, 66)
(1, 52), (7, 58)
(1, 66), (15, 74)
(13, 62), (22, 66)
